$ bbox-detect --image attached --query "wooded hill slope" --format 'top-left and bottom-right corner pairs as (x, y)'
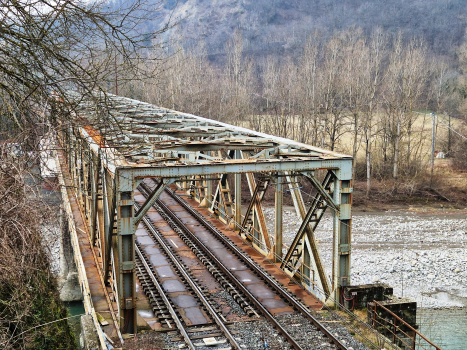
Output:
(118, 0), (467, 56)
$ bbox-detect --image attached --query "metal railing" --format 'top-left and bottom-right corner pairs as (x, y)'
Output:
(371, 301), (441, 350)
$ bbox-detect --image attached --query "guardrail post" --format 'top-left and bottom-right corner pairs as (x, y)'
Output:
(373, 301), (376, 328)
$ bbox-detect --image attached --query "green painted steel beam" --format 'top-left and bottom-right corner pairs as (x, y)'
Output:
(119, 159), (353, 179)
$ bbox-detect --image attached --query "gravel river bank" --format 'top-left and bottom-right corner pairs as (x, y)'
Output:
(265, 208), (467, 308)
(265, 207), (467, 349)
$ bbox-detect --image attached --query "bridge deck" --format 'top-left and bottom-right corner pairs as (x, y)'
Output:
(177, 187), (324, 312)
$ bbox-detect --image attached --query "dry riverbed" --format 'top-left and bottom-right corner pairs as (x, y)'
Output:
(264, 207), (467, 309)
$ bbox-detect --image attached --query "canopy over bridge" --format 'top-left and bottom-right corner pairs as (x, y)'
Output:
(57, 92), (353, 333)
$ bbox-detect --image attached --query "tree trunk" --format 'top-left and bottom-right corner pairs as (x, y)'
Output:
(352, 114), (359, 180)
(366, 136), (371, 198)
(393, 118), (401, 181)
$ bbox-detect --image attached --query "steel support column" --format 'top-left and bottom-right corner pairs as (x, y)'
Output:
(331, 171), (352, 307)
(90, 152), (101, 246)
(200, 153), (212, 208)
(115, 170), (136, 334)
(273, 172), (283, 262)
(203, 174), (212, 208)
(234, 151), (242, 232)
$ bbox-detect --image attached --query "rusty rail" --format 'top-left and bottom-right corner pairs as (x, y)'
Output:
(135, 202), (242, 350)
(372, 300), (441, 350)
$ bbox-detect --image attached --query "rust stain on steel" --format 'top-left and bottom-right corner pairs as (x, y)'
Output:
(182, 194), (324, 312)
(81, 123), (105, 145)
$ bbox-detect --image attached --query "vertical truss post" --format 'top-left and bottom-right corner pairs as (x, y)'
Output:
(68, 127), (75, 182)
(90, 151), (101, 246)
(210, 150), (235, 224)
(203, 174), (212, 207)
(115, 170), (137, 334)
(331, 168), (352, 307)
(83, 150), (90, 225)
(273, 172), (283, 262)
(102, 169), (110, 271)
(77, 138), (83, 206)
(234, 150), (242, 231)
(201, 153), (212, 208)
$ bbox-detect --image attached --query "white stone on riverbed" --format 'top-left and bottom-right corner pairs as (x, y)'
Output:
(264, 207), (467, 309)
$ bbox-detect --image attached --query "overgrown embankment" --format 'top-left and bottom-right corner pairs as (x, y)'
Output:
(352, 158), (467, 211)
(0, 154), (76, 350)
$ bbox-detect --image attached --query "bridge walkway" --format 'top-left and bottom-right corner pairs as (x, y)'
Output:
(57, 149), (121, 342)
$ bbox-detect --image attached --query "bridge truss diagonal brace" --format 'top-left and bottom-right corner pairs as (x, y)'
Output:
(240, 151), (271, 252)
(134, 178), (176, 226)
(302, 171), (340, 213)
(280, 171), (337, 299)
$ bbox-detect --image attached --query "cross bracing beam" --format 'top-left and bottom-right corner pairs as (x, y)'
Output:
(60, 92), (353, 333)
(134, 177), (176, 226)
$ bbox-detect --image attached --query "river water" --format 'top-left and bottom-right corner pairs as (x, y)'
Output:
(65, 301), (85, 348)
(417, 308), (467, 350)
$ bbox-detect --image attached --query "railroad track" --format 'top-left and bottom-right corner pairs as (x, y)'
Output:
(138, 180), (350, 350)
(134, 203), (242, 349)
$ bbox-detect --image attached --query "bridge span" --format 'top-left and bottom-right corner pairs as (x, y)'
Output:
(55, 93), (353, 349)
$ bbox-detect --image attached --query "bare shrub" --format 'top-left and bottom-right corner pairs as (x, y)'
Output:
(0, 142), (75, 350)
(449, 126), (467, 172)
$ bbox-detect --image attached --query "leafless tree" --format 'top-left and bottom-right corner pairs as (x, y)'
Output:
(0, 0), (175, 134)
(0, 1), (175, 348)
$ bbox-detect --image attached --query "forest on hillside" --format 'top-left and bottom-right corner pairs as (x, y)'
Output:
(120, 24), (467, 198)
(126, 0), (467, 57)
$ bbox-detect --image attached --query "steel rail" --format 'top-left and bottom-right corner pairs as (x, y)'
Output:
(142, 186), (303, 350)
(134, 245), (195, 350)
(135, 201), (242, 350)
(134, 252), (173, 329)
(162, 183), (349, 350)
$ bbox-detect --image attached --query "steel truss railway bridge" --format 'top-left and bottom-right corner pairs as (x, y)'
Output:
(55, 93), (353, 347)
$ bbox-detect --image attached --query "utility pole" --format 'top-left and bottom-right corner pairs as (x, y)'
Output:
(430, 112), (435, 188)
